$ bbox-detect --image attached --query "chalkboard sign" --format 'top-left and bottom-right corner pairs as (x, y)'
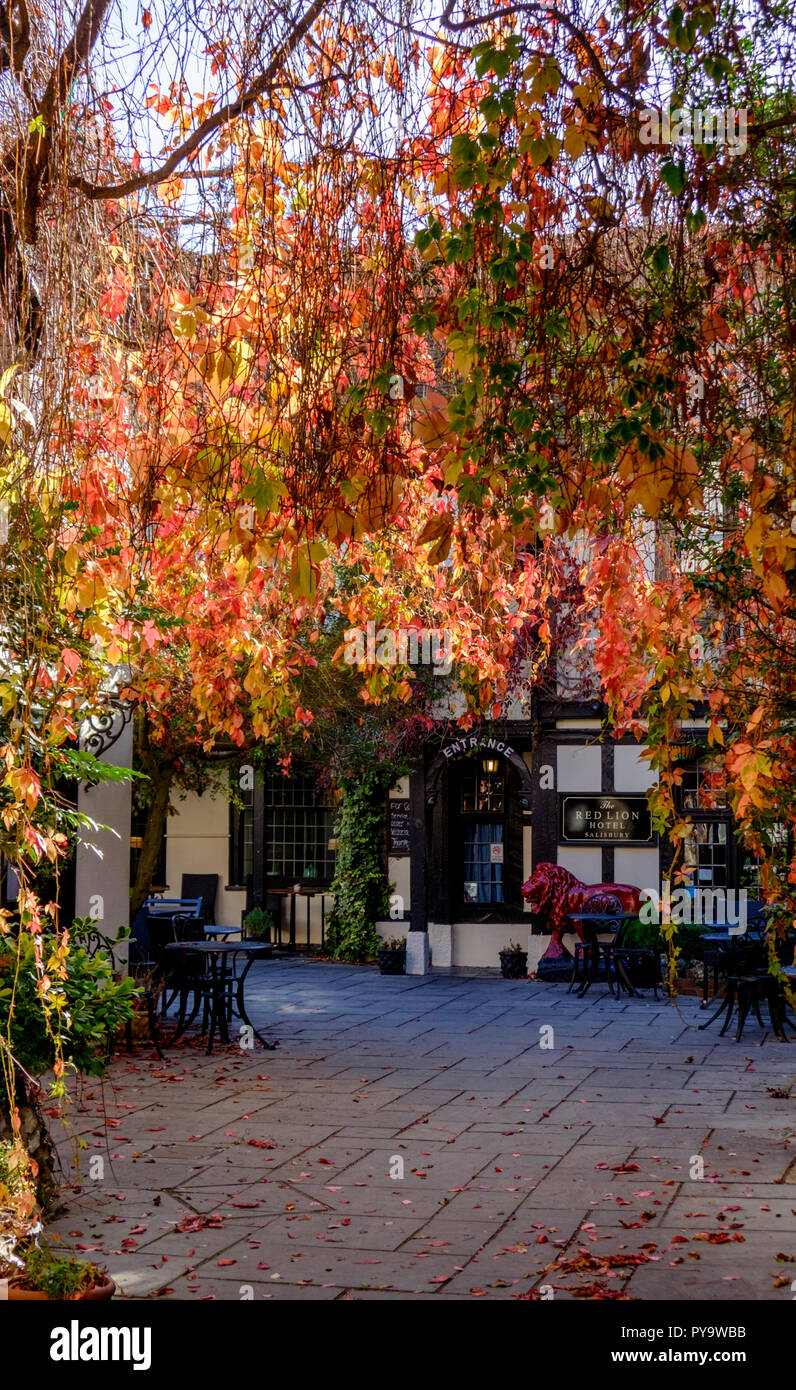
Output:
(561, 795), (653, 844)
(388, 799), (411, 855)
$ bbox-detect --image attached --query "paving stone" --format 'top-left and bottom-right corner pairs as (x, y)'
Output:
(45, 958), (796, 1301)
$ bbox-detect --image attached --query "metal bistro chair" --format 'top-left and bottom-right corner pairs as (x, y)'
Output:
(700, 899), (767, 1006)
(146, 910), (211, 1030)
(180, 874), (219, 928)
(141, 897), (204, 982)
(699, 914), (791, 1042)
(79, 924), (163, 1059)
(568, 901), (628, 998)
(609, 915), (665, 999)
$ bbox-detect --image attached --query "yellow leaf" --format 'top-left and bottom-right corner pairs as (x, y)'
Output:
(564, 124), (588, 158)
(0, 365), (19, 398)
(764, 569), (788, 602)
(322, 508), (354, 543)
(289, 554), (318, 600)
(443, 457), (464, 487)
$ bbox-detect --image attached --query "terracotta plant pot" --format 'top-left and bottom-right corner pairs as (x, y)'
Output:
(8, 1276), (115, 1301)
(74, 1278), (116, 1301)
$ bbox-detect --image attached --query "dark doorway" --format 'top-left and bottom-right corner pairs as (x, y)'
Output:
(450, 756), (523, 918)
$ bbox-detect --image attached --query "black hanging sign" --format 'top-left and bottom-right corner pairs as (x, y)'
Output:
(561, 795), (653, 844)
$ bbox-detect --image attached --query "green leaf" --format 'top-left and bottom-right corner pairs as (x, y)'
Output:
(450, 133), (480, 166)
(660, 160), (686, 196)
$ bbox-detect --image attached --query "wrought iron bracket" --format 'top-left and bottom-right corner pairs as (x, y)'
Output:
(79, 700), (134, 758)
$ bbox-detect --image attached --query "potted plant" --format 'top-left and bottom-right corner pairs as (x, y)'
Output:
(0, 1143), (115, 1300)
(5, 1239), (115, 1301)
(242, 907), (273, 942)
(499, 941), (528, 978)
(378, 936), (406, 975)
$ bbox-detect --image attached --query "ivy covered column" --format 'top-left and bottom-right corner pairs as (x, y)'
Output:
(325, 768), (393, 963)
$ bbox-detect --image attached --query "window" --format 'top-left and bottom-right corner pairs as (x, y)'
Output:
(740, 823), (791, 892)
(229, 782), (253, 886)
(681, 757), (727, 811)
(265, 774), (336, 883)
(463, 824), (504, 903)
(683, 819), (728, 886)
(460, 760), (505, 813)
(460, 758), (505, 904)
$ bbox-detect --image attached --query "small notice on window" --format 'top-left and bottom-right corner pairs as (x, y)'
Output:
(490, 842), (504, 863)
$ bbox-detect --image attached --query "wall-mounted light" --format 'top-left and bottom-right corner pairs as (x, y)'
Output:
(482, 758), (499, 774)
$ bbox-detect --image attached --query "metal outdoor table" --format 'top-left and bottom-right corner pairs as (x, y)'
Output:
(566, 912), (637, 998)
(699, 927), (741, 1006)
(164, 941), (276, 1053)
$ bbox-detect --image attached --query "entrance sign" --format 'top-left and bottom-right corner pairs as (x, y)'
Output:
(442, 734), (516, 760)
(561, 795), (653, 844)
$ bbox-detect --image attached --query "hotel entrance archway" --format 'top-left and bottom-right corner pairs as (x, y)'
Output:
(425, 736), (534, 926)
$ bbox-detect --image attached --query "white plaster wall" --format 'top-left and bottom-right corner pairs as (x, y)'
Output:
(557, 744), (602, 792)
(614, 847), (660, 897)
(429, 922), (452, 966)
(557, 845), (603, 881)
(387, 855), (410, 916)
(165, 788), (245, 927)
(449, 921), (529, 968)
(614, 745), (657, 794)
(76, 720), (133, 946)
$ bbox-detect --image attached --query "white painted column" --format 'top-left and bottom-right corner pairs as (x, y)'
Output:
(75, 719), (133, 963)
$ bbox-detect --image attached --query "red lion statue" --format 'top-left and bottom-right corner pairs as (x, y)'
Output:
(521, 863), (644, 964)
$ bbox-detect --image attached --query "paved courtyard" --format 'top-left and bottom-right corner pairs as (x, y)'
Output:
(49, 959), (795, 1301)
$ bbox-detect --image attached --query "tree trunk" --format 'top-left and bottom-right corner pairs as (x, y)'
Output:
(130, 764), (173, 917)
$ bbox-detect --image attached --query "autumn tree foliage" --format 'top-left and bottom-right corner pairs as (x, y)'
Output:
(0, 0), (795, 1149)
(407, 0), (796, 982)
(0, 0), (577, 1100)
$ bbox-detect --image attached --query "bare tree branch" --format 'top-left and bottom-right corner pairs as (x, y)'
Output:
(69, 0), (329, 201)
